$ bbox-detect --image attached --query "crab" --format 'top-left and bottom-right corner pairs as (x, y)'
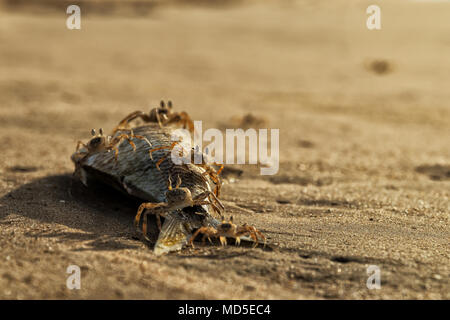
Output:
(194, 146), (224, 197)
(112, 100), (194, 135)
(189, 216), (266, 248)
(74, 128), (151, 161)
(147, 142), (224, 196)
(133, 175), (225, 241)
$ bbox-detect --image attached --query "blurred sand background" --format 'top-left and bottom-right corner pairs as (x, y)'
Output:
(0, 0), (448, 299)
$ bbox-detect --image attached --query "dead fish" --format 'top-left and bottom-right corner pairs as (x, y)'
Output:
(71, 123), (218, 253)
(71, 123), (265, 255)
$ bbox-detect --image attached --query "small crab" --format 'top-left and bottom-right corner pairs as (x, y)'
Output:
(189, 216), (266, 248)
(194, 146), (224, 197)
(112, 100), (194, 134)
(75, 128), (151, 161)
(134, 175), (224, 241)
(147, 143), (224, 196)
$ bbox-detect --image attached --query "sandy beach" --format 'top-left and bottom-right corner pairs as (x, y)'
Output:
(0, 0), (448, 299)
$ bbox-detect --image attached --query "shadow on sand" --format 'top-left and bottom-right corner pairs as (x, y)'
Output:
(0, 174), (270, 254)
(0, 174), (149, 251)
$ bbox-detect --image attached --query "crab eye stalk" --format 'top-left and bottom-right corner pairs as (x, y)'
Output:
(175, 175), (182, 189)
(167, 175), (173, 191)
(160, 100), (165, 108)
(99, 128), (103, 136)
(168, 100), (173, 109)
(91, 128), (96, 136)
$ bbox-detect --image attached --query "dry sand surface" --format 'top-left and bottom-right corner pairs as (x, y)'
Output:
(0, 0), (449, 299)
